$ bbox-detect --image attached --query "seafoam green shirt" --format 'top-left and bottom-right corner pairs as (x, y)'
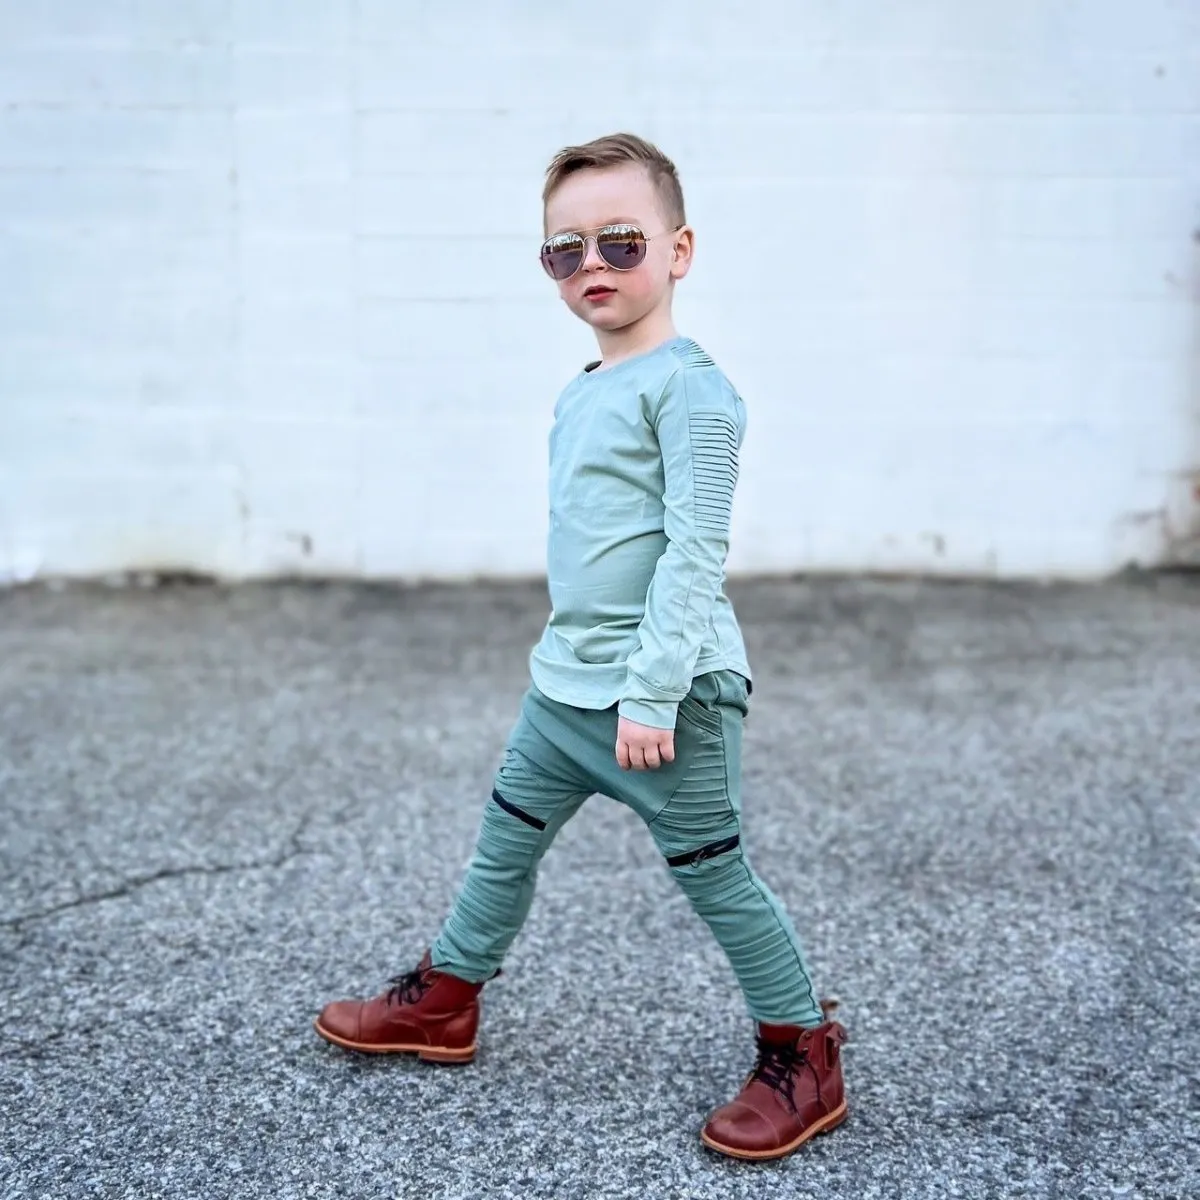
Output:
(529, 335), (752, 730)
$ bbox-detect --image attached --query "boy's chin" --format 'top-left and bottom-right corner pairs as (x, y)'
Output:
(582, 312), (624, 331)
(574, 305), (639, 332)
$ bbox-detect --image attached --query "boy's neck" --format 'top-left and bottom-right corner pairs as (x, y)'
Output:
(591, 306), (679, 372)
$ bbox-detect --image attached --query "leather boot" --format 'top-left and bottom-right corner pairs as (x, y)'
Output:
(314, 951), (485, 1063)
(701, 1003), (848, 1160)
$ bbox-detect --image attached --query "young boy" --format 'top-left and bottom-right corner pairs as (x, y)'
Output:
(314, 133), (848, 1162)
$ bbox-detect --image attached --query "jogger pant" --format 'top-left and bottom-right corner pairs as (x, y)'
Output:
(430, 670), (823, 1026)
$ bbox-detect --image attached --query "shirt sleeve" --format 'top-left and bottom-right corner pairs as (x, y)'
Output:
(618, 366), (744, 730)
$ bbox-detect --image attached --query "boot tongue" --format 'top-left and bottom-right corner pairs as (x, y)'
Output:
(757, 1022), (805, 1047)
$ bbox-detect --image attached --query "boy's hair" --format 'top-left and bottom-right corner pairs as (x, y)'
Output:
(542, 133), (686, 228)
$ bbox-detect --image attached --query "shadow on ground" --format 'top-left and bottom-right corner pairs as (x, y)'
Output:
(1, 575), (1197, 1200)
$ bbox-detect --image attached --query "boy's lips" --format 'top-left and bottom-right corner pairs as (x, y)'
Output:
(583, 285), (616, 300)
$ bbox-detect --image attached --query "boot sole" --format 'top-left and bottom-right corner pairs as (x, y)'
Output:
(700, 1100), (848, 1161)
(312, 1019), (476, 1063)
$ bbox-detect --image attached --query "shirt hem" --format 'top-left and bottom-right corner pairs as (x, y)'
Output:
(529, 651), (753, 712)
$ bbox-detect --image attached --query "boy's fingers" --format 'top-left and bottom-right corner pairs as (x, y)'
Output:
(617, 726), (675, 770)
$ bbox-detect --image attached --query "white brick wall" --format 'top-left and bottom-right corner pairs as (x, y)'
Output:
(1, 0), (1198, 582)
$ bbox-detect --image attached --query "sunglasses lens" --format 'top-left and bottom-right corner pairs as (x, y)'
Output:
(597, 225), (647, 270)
(541, 235), (585, 280)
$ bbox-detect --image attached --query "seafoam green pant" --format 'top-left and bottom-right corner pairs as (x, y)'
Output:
(430, 670), (823, 1027)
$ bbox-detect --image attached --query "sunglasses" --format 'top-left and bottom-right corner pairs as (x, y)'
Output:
(539, 223), (683, 281)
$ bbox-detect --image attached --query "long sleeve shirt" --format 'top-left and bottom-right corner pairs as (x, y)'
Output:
(528, 335), (752, 730)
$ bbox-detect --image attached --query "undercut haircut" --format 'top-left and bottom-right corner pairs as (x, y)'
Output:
(542, 132), (686, 228)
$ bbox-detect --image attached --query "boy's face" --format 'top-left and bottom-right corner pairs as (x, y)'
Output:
(542, 163), (693, 335)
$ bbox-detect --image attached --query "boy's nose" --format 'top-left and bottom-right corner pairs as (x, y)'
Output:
(580, 235), (607, 271)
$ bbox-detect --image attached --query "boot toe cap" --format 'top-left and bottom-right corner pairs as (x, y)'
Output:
(703, 1101), (782, 1155)
(315, 1000), (361, 1042)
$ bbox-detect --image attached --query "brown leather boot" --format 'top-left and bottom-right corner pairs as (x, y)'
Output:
(701, 1004), (848, 1161)
(313, 952), (485, 1063)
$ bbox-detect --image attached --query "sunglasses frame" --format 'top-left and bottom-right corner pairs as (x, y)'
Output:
(539, 222), (685, 281)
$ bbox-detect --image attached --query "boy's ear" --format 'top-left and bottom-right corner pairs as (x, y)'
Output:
(670, 225), (695, 280)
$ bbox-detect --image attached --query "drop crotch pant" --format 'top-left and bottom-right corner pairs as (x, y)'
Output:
(431, 721), (590, 982)
(430, 672), (824, 1028)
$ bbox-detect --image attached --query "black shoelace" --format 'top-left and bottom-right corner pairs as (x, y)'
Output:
(385, 966), (431, 1006)
(752, 1039), (809, 1112)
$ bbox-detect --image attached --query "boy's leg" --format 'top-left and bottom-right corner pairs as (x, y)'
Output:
(431, 689), (593, 983)
(603, 672), (824, 1027)
(314, 687), (591, 1059)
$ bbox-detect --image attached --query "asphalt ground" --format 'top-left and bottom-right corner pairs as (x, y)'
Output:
(1, 574), (1197, 1200)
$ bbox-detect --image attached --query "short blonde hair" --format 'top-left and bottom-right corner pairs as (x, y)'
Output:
(542, 132), (686, 227)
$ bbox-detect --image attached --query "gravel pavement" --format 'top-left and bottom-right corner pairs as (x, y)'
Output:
(1, 575), (1197, 1200)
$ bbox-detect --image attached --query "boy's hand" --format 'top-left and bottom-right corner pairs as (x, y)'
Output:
(616, 716), (675, 771)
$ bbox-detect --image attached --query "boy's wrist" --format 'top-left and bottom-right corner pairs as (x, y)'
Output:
(617, 697), (678, 730)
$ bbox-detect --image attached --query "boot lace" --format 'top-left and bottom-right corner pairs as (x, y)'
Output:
(751, 1038), (809, 1112)
(384, 965), (431, 1006)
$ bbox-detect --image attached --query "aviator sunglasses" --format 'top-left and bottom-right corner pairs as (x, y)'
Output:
(539, 223), (684, 281)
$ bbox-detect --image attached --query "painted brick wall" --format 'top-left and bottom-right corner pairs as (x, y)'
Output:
(1, 0), (1198, 582)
